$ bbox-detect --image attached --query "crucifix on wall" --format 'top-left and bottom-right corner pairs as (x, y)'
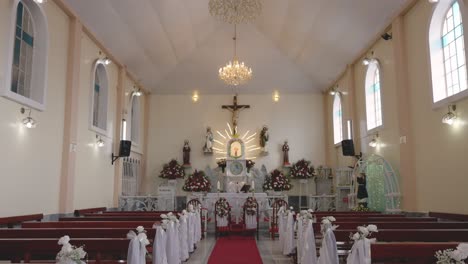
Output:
(222, 95), (250, 135)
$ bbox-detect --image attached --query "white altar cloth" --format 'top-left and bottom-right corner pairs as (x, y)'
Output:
(205, 193), (268, 223)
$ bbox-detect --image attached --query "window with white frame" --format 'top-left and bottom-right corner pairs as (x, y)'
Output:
(90, 62), (109, 133)
(333, 94), (343, 144)
(130, 96), (140, 145)
(365, 60), (383, 131)
(429, 0), (468, 105)
(3, 0), (48, 111)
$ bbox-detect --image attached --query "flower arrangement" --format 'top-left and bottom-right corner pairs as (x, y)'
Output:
(217, 159), (227, 173)
(159, 159), (185, 179)
(56, 235), (87, 263)
(215, 198), (230, 218)
(290, 159), (316, 179)
(352, 204), (371, 212)
(244, 197), (258, 216)
(246, 159), (255, 173)
(435, 243), (468, 263)
(182, 170), (212, 192)
(263, 169), (292, 191)
(350, 225), (378, 241)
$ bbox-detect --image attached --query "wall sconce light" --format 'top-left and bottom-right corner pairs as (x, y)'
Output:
(369, 132), (379, 148)
(329, 85), (348, 96)
(273, 91), (280, 102)
(96, 134), (104, 147)
(132, 86), (142, 97)
(122, 119), (127, 140)
(442, 104), (457, 125)
(192, 92), (199, 102)
(362, 51), (375, 66)
(381, 32), (393, 41)
(102, 57), (111, 65)
(34, 0), (46, 3)
(20, 107), (36, 128)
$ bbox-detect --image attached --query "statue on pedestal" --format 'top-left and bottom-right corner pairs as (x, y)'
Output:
(260, 125), (269, 154)
(282, 140), (290, 166)
(183, 140), (191, 166)
(203, 127), (213, 154)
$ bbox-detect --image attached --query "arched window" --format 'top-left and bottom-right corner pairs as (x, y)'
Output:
(2, 0), (48, 111)
(130, 96), (140, 145)
(90, 61), (109, 133)
(429, 0), (468, 106)
(333, 94), (343, 144)
(365, 60), (383, 131)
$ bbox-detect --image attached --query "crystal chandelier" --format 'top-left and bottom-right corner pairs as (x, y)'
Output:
(209, 0), (262, 24)
(219, 25), (253, 86)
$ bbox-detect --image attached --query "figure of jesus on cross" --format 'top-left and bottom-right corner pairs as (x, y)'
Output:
(222, 95), (250, 135)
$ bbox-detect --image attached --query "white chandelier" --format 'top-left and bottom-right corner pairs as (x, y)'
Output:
(219, 25), (252, 86)
(209, 0), (262, 24)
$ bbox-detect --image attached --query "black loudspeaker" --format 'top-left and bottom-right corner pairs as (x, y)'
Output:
(118, 140), (131, 157)
(342, 139), (355, 156)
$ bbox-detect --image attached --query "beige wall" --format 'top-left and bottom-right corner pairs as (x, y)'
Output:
(146, 93), (326, 196)
(325, 0), (468, 214)
(0, 0), (68, 217)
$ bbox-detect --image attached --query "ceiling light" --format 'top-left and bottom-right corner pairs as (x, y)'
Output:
(102, 57), (111, 65)
(96, 135), (104, 148)
(362, 58), (371, 66)
(442, 105), (457, 125)
(219, 25), (252, 86)
(20, 107), (36, 128)
(209, 0), (262, 24)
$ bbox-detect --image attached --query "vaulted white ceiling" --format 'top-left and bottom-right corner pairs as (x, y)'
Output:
(64, 0), (410, 94)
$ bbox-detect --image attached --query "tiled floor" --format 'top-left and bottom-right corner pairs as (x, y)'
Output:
(187, 232), (291, 264)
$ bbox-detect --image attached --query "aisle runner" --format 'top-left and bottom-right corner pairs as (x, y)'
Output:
(207, 236), (263, 264)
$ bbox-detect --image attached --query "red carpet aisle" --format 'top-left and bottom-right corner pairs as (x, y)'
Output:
(207, 236), (263, 264)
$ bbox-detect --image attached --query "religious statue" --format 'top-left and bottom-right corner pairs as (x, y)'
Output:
(222, 95), (250, 135)
(183, 140), (191, 165)
(357, 173), (368, 208)
(260, 125), (269, 154)
(203, 127), (213, 153)
(282, 140), (290, 166)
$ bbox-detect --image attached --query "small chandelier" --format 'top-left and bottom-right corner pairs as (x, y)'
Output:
(209, 0), (262, 24)
(219, 25), (252, 86)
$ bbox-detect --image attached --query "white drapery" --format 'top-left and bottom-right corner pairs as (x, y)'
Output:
(301, 219), (318, 264)
(178, 214), (189, 262)
(217, 216), (228, 227)
(317, 227), (339, 264)
(166, 222), (181, 264)
(187, 213), (195, 253)
(153, 226), (168, 264)
(245, 214), (257, 229)
(346, 238), (372, 264)
(194, 210), (202, 242)
(127, 231), (149, 264)
(283, 212), (295, 256)
(278, 211), (285, 250)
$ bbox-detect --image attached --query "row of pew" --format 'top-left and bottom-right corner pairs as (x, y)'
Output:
(279, 210), (468, 263)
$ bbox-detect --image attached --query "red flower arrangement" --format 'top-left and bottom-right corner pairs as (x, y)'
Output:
(216, 198), (230, 217)
(217, 159), (227, 173)
(244, 197), (257, 216)
(263, 169), (292, 191)
(159, 159), (185, 179)
(182, 170), (211, 192)
(290, 159), (316, 179)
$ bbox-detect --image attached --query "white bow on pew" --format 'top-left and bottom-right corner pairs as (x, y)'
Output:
(153, 225), (168, 264)
(317, 216), (339, 264)
(346, 225), (378, 264)
(127, 228), (150, 264)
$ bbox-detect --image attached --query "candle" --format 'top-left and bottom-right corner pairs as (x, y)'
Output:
(217, 181), (221, 190)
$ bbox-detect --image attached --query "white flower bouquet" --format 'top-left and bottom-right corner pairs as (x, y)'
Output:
(55, 236), (87, 264)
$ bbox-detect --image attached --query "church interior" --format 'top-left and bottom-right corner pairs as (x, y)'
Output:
(1, 0), (468, 263)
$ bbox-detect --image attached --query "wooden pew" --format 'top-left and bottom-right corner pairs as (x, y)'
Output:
(321, 216), (436, 222)
(429, 211), (468, 221)
(371, 242), (460, 264)
(23, 221), (158, 228)
(0, 238), (133, 262)
(0, 214), (43, 228)
(74, 207), (107, 216)
(312, 221), (468, 232)
(60, 216), (162, 221)
(0, 228), (156, 239)
(332, 229), (468, 242)
(85, 212), (177, 217)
